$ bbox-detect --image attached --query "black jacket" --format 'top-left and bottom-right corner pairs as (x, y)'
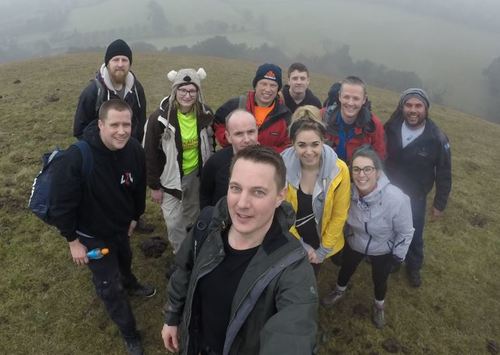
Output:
(73, 71), (147, 141)
(384, 116), (451, 211)
(199, 146), (233, 209)
(50, 121), (146, 242)
(282, 85), (322, 113)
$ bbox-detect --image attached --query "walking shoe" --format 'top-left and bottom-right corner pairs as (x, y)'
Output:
(321, 288), (345, 306)
(127, 282), (156, 298)
(135, 218), (155, 234)
(407, 269), (422, 288)
(372, 303), (385, 329)
(124, 337), (144, 355)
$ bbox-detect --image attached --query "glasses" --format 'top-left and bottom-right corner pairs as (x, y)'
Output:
(352, 166), (376, 175)
(177, 88), (198, 97)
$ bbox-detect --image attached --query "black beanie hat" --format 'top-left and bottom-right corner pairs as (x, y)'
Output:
(252, 63), (282, 90)
(105, 39), (132, 66)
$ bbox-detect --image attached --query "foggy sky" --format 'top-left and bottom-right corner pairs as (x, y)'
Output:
(1, 0), (500, 122)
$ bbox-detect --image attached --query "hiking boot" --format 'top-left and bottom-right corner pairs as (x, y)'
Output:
(124, 337), (144, 355)
(407, 269), (421, 288)
(321, 288), (345, 306)
(136, 218), (155, 234)
(372, 303), (385, 329)
(127, 282), (156, 298)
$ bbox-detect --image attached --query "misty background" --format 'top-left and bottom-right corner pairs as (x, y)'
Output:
(1, 0), (500, 123)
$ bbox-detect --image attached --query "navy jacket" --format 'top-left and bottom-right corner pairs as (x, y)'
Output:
(384, 117), (451, 211)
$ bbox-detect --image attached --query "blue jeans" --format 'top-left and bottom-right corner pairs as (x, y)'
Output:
(405, 197), (427, 271)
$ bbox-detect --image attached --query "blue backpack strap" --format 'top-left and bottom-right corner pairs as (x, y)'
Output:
(73, 140), (93, 177)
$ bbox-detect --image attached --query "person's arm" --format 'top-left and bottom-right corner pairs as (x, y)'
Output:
(370, 114), (387, 160)
(259, 256), (318, 354)
(320, 160), (351, 256)
(162, 227), (198, 351)
(134, 81), (147, 142)
(73, 82), (98, 139)
(132, 146), (146, 226)
(143, 110), (165, 190)
(391, 193), (415, 261)
(49, 146), (84, 242)
(433, 134), (452, 212)
(199, 157), (216, 209)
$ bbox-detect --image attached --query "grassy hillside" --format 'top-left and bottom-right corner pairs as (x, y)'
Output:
(0, 52), (498, 354)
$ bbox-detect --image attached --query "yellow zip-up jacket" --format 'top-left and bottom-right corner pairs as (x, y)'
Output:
(283, 146), (351, 258)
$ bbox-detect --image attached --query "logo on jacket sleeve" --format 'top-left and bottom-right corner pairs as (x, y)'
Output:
(120, 172), (134, 186)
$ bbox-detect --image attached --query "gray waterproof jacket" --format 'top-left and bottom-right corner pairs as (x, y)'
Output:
(347, 174), (414, 260)
(164, 199), (318, 355)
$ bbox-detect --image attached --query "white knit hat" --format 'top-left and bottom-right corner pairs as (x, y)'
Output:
(167, 68), (206, 89)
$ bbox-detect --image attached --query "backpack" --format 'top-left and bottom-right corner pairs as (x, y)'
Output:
(28, 140), (93, 225)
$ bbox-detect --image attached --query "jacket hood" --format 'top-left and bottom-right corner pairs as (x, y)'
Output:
(98, 63), (135, 93)
(281, 144), (339, 189)
(352, 172), (390, 206)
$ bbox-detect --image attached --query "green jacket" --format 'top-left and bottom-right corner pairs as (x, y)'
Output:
(164, 199), (318, 355)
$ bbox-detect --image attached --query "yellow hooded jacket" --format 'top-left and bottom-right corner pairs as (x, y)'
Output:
(283, 146), (351, 258)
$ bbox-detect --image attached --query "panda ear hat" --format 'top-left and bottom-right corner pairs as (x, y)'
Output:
(167, 68), (206, 89)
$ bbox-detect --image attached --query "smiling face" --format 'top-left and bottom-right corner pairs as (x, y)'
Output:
(293, 129), (323, 169)
(227, 158), (285, 242)
(98, 108), (132, 151)
(339, 83), (367, 124)
(254, 79), (279, 107)
(351, 156), (380, 197)
(107, 55), (130, 85)
(175, 84), (198, 112)
(288, 70), (310, 97)
(403, 97), (427, 128)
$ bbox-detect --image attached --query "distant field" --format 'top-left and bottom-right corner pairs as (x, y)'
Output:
(0, 52), (498, 354)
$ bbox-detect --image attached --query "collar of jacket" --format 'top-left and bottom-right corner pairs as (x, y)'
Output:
(99, 63), (135, 93)
(281, 144), (339, 192)
(212, 197), (296, 255)
(283, 84), (315, 103)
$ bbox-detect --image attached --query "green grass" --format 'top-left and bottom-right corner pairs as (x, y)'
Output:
(0, 52), (498, 354)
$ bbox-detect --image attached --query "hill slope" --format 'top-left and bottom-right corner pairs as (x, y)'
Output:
(0, 53), (498, 354)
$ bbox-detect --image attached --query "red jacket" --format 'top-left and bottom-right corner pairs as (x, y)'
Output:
(321, 105), (386, 162)
(213, 91), (291, 152)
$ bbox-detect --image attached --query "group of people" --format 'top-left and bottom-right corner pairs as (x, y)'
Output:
(46, 39), (452, 354)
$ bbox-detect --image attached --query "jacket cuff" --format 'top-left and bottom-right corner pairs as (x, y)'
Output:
(299, 238), (313, 252)
(164, 311), (181, 326)
(62, 231), (78, 242)
(315, 245), (332, 262)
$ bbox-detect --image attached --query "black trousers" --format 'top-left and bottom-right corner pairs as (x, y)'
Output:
(79, 235), (139, 339)
(337, 243), (392, 301)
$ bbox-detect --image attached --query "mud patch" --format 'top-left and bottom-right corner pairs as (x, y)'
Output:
(469, 212), (488, 228)
(45, 94), (60, 103)
(382, 337), (402, 353)
(352, 303), (369, 318)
